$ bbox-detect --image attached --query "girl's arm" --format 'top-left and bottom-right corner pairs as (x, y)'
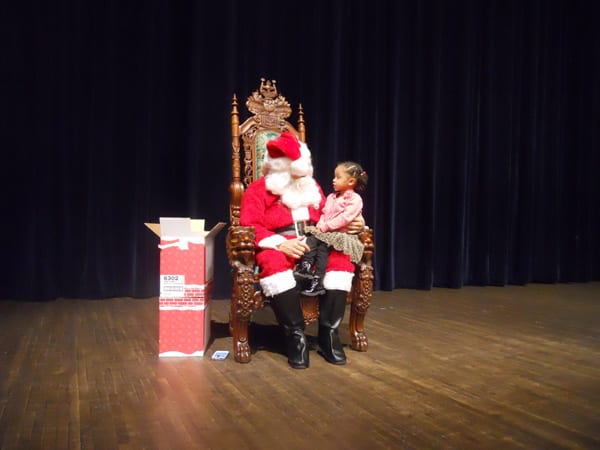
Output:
(318, 193), (363, 232)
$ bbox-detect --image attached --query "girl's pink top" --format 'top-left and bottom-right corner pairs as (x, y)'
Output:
(317, 189), (363, 232)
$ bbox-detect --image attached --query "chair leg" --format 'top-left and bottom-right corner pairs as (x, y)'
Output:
(230, 265), (256, 363)
(231, 301), (252, 363)
(349, 299), (368, 352)
(349, 265), (374, 352)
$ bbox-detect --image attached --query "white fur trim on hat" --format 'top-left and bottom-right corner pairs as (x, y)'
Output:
(323, 271), (354, 292)
(258, 234), (287, 249)
(260, 270), (297, 297)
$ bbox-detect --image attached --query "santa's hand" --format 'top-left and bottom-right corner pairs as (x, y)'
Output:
(347, 214), (366, 234)
(277, 238), (310, 259)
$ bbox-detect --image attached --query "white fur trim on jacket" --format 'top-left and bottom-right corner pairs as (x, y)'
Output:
(323, 271), (354, 292)
(258, 234), (287, 249)
(260, 270), (297, 297)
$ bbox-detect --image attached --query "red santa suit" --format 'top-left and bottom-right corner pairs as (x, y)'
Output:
(240, 133), (355, 297)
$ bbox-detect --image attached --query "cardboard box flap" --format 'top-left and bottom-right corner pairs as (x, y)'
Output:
(145, 222), (161, 237)
(160, 218), (201, 240)
(204, 222), (226, 239)
(145, 218), (226, 240)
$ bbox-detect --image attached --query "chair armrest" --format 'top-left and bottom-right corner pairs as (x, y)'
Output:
(226, 225), (256, 267)
(358, 227), (374, 266)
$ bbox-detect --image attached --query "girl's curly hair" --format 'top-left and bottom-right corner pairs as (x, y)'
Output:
(338, 161), (368, 193)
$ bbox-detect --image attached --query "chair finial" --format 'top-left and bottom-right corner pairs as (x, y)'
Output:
(260, 79), (278, 99)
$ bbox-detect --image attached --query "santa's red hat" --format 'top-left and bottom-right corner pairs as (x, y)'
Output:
(266, 131), (301, 160)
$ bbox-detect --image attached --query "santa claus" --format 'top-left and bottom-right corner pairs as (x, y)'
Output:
(240, 131), (363, 369)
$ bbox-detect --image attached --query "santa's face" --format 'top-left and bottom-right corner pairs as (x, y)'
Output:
(264, 157), (321, 210)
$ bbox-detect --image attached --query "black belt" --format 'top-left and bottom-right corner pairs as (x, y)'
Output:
(274, 221), (315, 237)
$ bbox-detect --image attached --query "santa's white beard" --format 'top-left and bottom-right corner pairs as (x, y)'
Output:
(264, 171), (291, 195)
(265, 172), (321, 210)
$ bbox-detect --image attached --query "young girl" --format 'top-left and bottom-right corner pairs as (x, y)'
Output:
(296, 161), (368, 296)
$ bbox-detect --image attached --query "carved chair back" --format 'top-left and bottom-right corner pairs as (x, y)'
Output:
(228, 78), (305, 227)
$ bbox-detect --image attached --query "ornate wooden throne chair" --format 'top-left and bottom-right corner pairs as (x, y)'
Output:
(226, 78), (374, 363)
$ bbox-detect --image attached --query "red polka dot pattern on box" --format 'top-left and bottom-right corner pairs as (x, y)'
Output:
(159, 240), (207, 285)
(159, 307), (208, 355)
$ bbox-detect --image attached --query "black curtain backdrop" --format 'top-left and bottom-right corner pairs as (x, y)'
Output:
(2, 0), (599, 301)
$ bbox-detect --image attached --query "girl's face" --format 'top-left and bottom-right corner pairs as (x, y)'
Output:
(332, 165), (356, 193)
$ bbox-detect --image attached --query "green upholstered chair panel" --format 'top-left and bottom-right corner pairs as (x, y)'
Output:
(254, 130), (280, 180)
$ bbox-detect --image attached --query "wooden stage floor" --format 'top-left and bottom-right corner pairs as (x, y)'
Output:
(1, 283), (599, 449)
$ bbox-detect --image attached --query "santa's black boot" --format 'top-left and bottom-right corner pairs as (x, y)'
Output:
(270, 288), (309, 369)
(318, 289), (347, 365)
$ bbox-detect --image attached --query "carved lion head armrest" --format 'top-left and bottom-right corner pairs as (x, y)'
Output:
(226, 225), (256, 267)
(358, 228), (374, 265)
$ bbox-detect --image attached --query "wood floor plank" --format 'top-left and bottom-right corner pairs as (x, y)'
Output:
(0, 283), (599, 449)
